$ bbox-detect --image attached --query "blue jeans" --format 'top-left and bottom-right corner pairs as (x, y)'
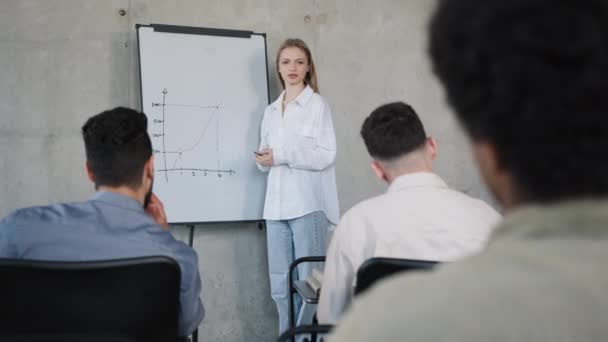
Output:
(266, 211), (330, 335)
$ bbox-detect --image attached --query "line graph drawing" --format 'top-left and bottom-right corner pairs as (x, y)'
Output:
(150, 88), (236, 182)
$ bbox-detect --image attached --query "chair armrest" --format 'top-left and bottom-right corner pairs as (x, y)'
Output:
(288, 256), (326, 331)
(288, 256), (326, 278)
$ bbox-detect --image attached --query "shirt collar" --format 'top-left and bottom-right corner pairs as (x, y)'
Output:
(387, 172), (448, 193)
(91, 191), (145, 212)
(490, 198), (608, 242)
(270, 85), (314, 110)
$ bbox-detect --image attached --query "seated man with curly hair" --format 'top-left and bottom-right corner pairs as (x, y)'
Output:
(330, 0), (608, 340)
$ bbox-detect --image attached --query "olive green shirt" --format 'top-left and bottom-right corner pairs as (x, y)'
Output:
(329, 199), (608, 341)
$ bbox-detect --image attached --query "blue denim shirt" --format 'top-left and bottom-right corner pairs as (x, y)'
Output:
(0, 191), (204, 336)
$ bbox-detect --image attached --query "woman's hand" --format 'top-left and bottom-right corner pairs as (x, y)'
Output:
(255, 148), (274, 167)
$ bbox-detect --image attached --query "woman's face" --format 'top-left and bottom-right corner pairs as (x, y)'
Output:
(278, 47), (310, 87)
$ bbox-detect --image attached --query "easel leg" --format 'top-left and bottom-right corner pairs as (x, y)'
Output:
(188, 225), (195, 247)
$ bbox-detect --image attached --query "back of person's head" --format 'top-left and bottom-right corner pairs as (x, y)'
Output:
(82, 107), (152, 189)
(430, 0), (608, 203)
(361, 102), (427, 161)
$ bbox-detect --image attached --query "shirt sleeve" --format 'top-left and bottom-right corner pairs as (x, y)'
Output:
(273, 99), (337, 171)
(317, 212), (356, 324)
(256, 108), (271, 173)
(175, 244), (205, 336)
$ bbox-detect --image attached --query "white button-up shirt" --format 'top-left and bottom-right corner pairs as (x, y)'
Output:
(257, 85), (339, 224)
(317, 172), (501, 324)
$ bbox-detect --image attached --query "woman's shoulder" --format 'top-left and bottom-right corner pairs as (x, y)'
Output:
(309, 90), (325, 102)
(265, 91), (284, 112)
(263, 100), (279, 114)
(263, 103), (274, 111)
(309, 91), (331, 111)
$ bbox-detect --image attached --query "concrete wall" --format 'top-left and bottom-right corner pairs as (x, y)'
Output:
(0, 1), (495, 341)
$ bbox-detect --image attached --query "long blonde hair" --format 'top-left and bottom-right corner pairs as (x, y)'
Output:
(275, 38), (319, 93)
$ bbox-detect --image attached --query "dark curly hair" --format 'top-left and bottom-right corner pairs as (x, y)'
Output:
(82, 107), (152, 189)
(361, 102), (427, 161)
(430, 0), (608, 201)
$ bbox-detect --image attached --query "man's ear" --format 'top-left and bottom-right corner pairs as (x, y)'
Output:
(426, 136), (438, 161)
(84, 161), (95, 183)
(144, 156), (155, 180)
(473, 141), (502, 181)
(473, 141), (517, 209)
(370, 160), (389, 183)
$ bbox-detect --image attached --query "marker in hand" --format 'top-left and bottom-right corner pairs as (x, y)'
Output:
(255, 148), (274, 167)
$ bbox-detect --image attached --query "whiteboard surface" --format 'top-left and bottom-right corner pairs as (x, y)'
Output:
(138, 26), (268, 223)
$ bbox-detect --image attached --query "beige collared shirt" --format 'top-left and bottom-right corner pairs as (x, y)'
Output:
(317, 172), (501, 324)
(329, 199), (608, 341)
(256, 85), (339, 224)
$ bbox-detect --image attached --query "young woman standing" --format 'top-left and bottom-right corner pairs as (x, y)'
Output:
(255, 38), (339, 334)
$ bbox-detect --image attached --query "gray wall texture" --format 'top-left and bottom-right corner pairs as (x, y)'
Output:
(0, 1), (495, 341)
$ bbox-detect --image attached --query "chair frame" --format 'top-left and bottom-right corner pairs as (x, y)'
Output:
(277, 324), (333, 342)
(287, 256), (326, 342)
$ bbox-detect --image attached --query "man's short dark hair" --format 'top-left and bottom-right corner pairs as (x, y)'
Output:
(430, 0), (608, 201)
(82, 107), (152, 189)
(360, 102), (427, 161)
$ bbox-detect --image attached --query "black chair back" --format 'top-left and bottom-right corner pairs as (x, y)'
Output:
(354, 257), (438, 296)
(0, 256), (181, 342)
